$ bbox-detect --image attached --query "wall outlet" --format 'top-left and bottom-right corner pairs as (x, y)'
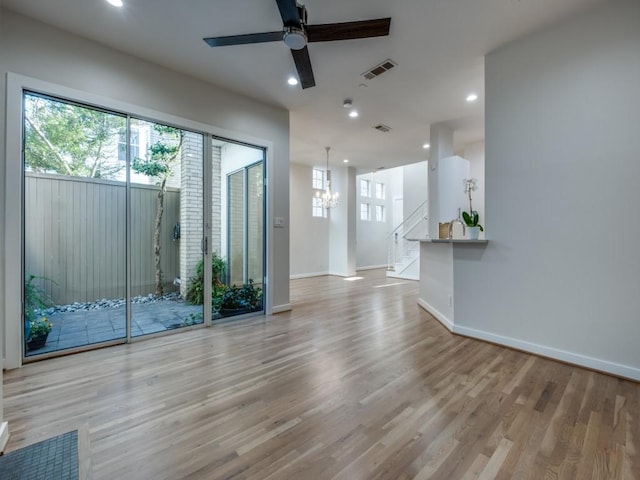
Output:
(448, 294), (453, 307)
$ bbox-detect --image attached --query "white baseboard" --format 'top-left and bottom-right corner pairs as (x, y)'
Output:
(417, 298), (454, 332)
(418, 296), (640, 381)
(328, 271), (357, 278)
(387, 272), (419, 281)
(356, 264), (387, 271)
(0, 421), (9, 454)
(271, 304), (292, 314)
(453, 324), (640, 382)
(290, 272), (328, 280)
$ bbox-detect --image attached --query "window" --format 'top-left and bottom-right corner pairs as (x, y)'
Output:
(360, 203), (371, 221)
(375, 182), (386, 200)
(312, 197), (326, 218)
(360, 179), (371, 197)
(376, 205), (386, 222)
(118, 126), (140, 162)
(312, 168), (325, 190)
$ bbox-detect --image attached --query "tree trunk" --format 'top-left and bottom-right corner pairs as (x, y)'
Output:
(154, 178), (167, 296)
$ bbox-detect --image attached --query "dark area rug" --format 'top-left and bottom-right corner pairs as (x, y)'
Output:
(0, 430), (78, 480)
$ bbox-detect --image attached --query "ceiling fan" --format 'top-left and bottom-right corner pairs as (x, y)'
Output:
(203, 0), (391, 89)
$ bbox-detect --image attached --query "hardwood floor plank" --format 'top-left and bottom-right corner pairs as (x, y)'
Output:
(3, 269), (639, 479)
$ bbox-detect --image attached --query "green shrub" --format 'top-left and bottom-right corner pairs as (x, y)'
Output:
(185, 253), (226, 305)
(221, 279), (262, 311)
(24, 275), (55, 322)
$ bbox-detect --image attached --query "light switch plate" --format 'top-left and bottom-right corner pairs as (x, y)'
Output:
(274, 216), (285, 228)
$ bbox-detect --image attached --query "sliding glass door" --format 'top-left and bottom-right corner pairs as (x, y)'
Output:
(23, 93), (128, 355)
(22, 91), (266, 359)
(212, 140), (265, 320)
(23, 92), (205, 357)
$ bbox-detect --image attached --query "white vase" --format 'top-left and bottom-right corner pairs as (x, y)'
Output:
(467, 226), (480, 240)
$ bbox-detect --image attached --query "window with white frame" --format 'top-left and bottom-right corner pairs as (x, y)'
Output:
(375, 182), (385, 200)
(360, 179), (371, 197)
(360, 203), (371, 221)
(312, 197), (326, 218)
(118, 126), (140, 161)
(312, 168), (325, 190)
(375, 205), (386, 222)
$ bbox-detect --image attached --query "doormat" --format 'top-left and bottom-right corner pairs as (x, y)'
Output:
(0, 430), (78, 480)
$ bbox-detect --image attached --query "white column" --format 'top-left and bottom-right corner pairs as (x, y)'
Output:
(427, 123), (454, 237)
(329, 166), (357, 277)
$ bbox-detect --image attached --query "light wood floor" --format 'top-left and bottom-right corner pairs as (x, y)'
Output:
(4, 270), (640, 479)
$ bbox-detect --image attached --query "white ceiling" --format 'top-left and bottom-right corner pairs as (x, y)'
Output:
(2, 0), (604, 172)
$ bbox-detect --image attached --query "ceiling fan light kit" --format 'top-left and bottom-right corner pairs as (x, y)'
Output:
(203, 0), (391, 89)
(283, 27), (307, 50)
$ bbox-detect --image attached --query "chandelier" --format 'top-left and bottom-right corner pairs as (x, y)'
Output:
(316, 146), (339, 209)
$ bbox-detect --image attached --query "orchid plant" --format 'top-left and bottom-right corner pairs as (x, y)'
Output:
(462, 178), (484, 232)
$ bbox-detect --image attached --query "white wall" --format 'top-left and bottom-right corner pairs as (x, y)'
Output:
(289, 163), (329, 277)
(454, 0), (640, 380)
(463, 141), (485, 228)
(402, 161), (428, 221)
(0, 10), (291, 372)
(355, 168), (402, 269)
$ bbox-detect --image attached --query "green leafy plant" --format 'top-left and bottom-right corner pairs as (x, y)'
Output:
(462, 178), (484, 232)
(182, 312), (203, 327)
(24, 274), (55, 323)
(185, 253), (226, 305)
(221, 279), (262, 311)
(462, 210), (484, 231)
(29, 316), (53, 337)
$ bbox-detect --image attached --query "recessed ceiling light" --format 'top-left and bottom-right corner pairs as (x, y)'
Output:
(349, 110), (359, 118)
(287, 76), (298, 86)
(466, 93), (478, 102)
(343, 159), (349, 163)
(422, 143), (430, 149)
(106, 0), (124, 7)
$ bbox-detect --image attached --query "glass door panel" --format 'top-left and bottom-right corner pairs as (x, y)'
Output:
(129, 119), (204, 336)
(214, 140), (265, 320)
(247, 163), (264, 297)
(227, 171), (245, 287)
(23, 92), (127, 355)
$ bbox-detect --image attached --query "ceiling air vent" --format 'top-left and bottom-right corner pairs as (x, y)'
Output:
(362, 59), (397, 80)
(373, 124), (392, 133)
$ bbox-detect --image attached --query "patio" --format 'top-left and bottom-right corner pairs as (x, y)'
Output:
(27, 300), (203, 356)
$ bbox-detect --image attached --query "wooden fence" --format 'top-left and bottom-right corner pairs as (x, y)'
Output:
(25, 172), (180, 304)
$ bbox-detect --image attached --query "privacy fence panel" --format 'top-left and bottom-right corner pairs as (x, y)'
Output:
(24, 173), (180, 305)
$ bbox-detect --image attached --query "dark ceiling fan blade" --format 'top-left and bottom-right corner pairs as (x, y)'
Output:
(204, 31), (283, 47)
(291, 46), (316, 89)
(306, 18), (391, 43)
(275, 0), (301, 27)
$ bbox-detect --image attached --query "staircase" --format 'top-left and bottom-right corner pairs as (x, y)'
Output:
(386, 201), (428, 280)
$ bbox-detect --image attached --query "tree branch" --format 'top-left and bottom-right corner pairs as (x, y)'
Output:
(25, 116), (73, 176)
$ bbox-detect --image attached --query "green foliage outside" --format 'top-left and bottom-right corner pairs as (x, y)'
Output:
(220, 280), (262, 311)
(185, 253), (227, 306)
(131, 123), (184, 296)
(24, 94), (125, 179)
(24, 274), (55, 323)
(186, 255), (263, 314)
(29, 317), (53, 336)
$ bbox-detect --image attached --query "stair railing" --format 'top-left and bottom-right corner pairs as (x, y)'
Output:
(387, 200), (428, 271)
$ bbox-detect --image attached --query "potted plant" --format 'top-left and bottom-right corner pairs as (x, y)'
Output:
(462, 178), (484, 240)
(24, 274), (55, 342)
(27, 316), (53, 350)
(220, 279), (263, 317)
